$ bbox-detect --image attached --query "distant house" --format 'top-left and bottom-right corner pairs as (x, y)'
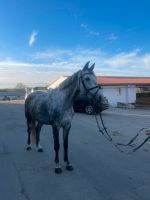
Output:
(48, 76), (150, 107)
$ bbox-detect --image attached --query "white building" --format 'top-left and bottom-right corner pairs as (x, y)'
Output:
(102, 85), (136, 107)
(48, 76), (150, 107)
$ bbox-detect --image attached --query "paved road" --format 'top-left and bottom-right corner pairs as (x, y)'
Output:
(0, 103), (150, 200)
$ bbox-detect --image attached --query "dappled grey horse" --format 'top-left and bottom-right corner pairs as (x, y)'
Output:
(25, 61), (104, 173)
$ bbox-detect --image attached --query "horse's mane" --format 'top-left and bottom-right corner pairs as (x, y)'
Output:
(58, 70), (81, 90)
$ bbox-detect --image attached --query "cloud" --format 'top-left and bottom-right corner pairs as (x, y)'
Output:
(1, 48), (150, 88)
(33, 48), (150, 76)
(80, 23), (100, 37)
(80, 24), (88, 29)
(28, 30), (38, 47)
(107, 33), (118, 41)
(0, 57), (81, 88)
(89, 31), (100, 36)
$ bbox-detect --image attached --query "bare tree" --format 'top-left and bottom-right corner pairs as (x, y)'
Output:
(15, 83), (26, 89)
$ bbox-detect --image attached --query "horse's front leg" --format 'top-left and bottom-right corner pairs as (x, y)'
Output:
(63, 124), (74, 171)
(52, 126), (62, 174)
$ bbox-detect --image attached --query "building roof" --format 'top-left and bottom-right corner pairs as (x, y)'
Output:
(47, 76), (68, 89)
(48, 76), (150, 89)
(97, 76), (150, 86)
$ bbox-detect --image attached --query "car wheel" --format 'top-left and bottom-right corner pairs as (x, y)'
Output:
(85, 105), (94, 115)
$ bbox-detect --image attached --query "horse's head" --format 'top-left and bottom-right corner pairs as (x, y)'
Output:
(80, 61), (104, 102)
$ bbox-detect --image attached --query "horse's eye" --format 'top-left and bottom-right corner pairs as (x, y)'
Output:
(85, 77), (90, 81)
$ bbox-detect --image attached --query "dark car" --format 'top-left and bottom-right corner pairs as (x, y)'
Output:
(73, 95), (109, 114)
(3, 95), (10, 101)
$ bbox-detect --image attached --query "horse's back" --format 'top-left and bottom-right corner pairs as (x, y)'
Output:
(25, 91), (48, 121)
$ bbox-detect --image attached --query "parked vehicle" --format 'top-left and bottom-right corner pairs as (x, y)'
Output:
(73, 95), (109, 114)
(3, 95), (10, 101)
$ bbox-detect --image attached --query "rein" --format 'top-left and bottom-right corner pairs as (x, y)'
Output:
(93, 105), (124, 153)
(80, 72), (124, 152)
(94, 107), (150, 154)
(117, 127), (150, 152)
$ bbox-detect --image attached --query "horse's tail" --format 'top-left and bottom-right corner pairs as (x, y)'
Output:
(31, 123), (36, 145)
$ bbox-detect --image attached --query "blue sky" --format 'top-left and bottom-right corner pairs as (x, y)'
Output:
(1, 0), (150, 88)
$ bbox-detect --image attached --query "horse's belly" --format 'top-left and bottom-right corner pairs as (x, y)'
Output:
(33, 111), (51, 125)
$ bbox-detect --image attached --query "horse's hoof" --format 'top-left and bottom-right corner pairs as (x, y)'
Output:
(55, 167), (62, 174)
(38, 148), (43, 152)
(66, 165), (74, 171)
(26, 146), (31, 151)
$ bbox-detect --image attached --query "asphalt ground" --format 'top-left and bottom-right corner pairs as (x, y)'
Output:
(0, 101), (150, 200)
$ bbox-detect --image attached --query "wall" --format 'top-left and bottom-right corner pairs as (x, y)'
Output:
(102, 85), (136, 107)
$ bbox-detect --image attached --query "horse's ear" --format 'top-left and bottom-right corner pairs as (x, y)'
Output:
(83, 61), (90, 71)
(89, 63), (95, 71)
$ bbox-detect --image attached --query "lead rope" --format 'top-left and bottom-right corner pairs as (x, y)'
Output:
(94, 112), (112, 141)
(94, 108), (124, 153)
(94, 105), (150, 153)
(132, 136), (150, 152)
(116, 127), (150, 152)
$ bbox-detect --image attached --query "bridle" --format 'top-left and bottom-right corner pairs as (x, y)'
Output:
(80, 72), (101, 100)
(79, 71), (150, 154)
(79, 71), (115, 143)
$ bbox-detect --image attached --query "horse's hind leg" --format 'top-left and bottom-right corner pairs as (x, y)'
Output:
(63, 124), (73, 171)
(35, 122), (43, 152)
(26, 119), (32, 150)
(52, 125), (62, 174)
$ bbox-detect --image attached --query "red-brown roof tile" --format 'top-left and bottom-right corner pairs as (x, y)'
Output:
(97, 76), (150, 86)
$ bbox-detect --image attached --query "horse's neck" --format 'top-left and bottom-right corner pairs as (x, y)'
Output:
(61, 71), (80, 107)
